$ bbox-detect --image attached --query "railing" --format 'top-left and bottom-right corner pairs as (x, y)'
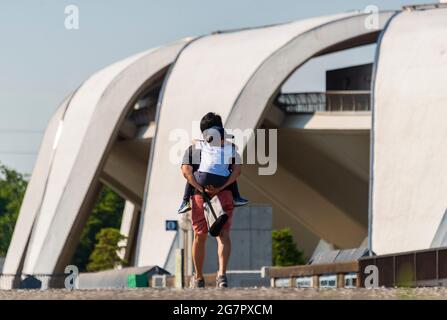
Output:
(262, 261), (360, 288)
(359, 246), (447, 287)
(276, 91), (371, 113)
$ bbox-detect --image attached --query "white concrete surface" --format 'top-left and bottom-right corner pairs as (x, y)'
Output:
(371, 8), (447, 254)
(2, 97), (70, 275)
(282, 112), (371, 131)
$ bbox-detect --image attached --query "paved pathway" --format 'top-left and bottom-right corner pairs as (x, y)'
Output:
(0, 287), (447, 300)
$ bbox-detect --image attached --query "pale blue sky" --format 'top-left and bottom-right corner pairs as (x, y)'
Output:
(0, 0), (428, 173)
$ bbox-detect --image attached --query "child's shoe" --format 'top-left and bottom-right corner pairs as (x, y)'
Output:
(233, 196), (249, 207)
(177, 200), (191, 214)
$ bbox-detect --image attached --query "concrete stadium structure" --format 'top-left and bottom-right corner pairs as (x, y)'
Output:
(3, 5), (447, 285)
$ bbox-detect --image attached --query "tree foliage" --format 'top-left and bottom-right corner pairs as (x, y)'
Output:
(0, 163), (125, 271)
(272, 228), (306, 266)
(86, 228), (127, 272)
(0, 163), (28, 256)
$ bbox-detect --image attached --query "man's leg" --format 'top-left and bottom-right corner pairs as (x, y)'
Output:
(229, 181), (241, 198)
(192, 232), (207, 280)
(217, 229), (231, 276)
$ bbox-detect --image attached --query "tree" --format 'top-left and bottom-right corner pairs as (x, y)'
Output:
(86, 228), (127, 272)
(0, 163), (28, 256)
(272, 228), (306, 266)
(71, 186), (125, 271)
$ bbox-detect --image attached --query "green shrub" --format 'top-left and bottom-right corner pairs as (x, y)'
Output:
(272, 228), (305, 266)
(86, 228), (127, 272)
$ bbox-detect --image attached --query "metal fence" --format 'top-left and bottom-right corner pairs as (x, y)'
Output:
(359, 247), (447, 287)
(276, 91), (371, 113)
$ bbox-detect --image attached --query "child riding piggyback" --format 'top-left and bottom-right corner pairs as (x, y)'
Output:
(178, 113), (248, 214)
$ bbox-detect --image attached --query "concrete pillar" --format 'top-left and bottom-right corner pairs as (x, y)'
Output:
(337, 273), (345, 288)
(312, 275), (319, 288)
(202, 205), (272, 274)
(175, 249), (184, 289)
(178, 212), (193, 276)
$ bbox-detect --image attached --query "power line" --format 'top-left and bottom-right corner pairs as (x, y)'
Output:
(0, 129), (44, 134)
(0, 151), (37, 155)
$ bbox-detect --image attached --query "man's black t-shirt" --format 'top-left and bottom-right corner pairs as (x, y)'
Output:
(181, 144), (201, 171)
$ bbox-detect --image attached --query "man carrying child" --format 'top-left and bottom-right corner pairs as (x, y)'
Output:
(180, 112), (248, 288)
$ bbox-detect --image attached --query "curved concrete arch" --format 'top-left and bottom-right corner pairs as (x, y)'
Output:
(224, 12), (396, 246)
(226, 11), (395, 138)
(2, 95), (72, 276)
(17, 39), (191, 275)
(371, 8), (447, 254)
(135, 11), (392, 267)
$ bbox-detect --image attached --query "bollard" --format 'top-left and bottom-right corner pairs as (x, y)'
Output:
(312, 275), (319, 289)
(337, 273), (345, 288)
(175, 248), (184, 289)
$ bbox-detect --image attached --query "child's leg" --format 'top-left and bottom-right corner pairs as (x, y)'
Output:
(183, 182), (195, 201)
(227, 167), (242, 199)
(229, 181), (241, 198)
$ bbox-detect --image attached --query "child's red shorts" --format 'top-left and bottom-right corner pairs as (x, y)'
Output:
(190, 190), (234, 235)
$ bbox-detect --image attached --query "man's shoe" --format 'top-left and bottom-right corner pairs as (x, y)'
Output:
(216, 274), (228, 288)
(233, 196), (249, 207)
(177, 200), (191, 214)
(190, 275), (205, 288)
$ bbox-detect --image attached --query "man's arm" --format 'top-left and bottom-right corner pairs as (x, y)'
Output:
(181, 164), (204, 193)
(220, 163), (241, 190)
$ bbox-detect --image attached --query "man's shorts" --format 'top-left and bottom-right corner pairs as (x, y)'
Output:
(190, 190), (234, 235)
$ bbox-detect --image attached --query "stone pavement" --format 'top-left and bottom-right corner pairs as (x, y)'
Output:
(0, 287), (447, 300)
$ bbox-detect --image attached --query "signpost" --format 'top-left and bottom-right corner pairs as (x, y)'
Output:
(165, 220), (178, 231)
